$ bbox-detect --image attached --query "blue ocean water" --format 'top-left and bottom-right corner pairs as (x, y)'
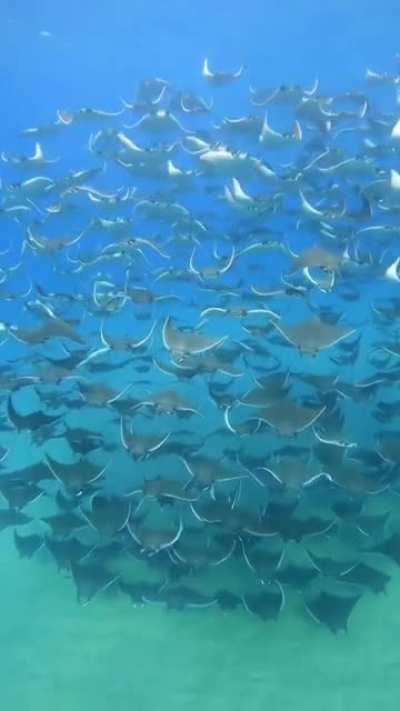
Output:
(1, 1), (400, 709)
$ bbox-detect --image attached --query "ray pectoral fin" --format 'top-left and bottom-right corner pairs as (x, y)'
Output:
(148, 432), (171, 453)
(120, 417), (131, 450)
(77, 346), (110, 368)
(131, 320), (157, 349)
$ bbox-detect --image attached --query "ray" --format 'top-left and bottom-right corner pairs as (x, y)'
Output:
(14, 531), (44, 559)
(71, 561), (119, 605)
(270, 317), (357, 355)
(304, 580), (363, 634)
(242, 583), (285, 621)
(7, 395), (62, 431)
(162, 316), (227, 358)
(257, 399), (326, 436)
(45, 454), (108, 494)
(0, 478), (43, 509)
(142, 585), (217, 610)
(82, 495), (131, 537)
(45, 536), (92, 571)
(0, 508), (31, 531)
(340, 561), (391, 594)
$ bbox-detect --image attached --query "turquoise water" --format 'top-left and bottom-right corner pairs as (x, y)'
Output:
(2, 1), (400, 708)
(2, 526), (400, 710)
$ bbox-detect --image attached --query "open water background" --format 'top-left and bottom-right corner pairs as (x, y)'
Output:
(1, 1), (400, 709)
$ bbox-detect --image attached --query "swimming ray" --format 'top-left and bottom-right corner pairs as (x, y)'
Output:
(119, 580), (165, 604)
(0, 508), (31, 531)
(42, 511), (86, 537)
(82, 494), (131, 537)
(0, 477), (43, 509)
(256, 399), (326, 436)
(120, 417), (171, 459)
(276, 560), (319, 589)
(180, 455), (248, 489)
(340, 561), (390, 594)
(14, 531), (44, 559)
(45, 536), (91, 571)
(128, 517), (183, 554)
(63, 427), (103, 456)
(202, 58), (244, 85)
(241, 583), (285, 621)
(270, 317), (357, 355)
(45, 454), (108, 494)
(321, 458), (390, 496)
(162, 316), (227, 358)
(239, 375), (290, 408)
(129, 477), (200, 504)
(304, 579), (363, 634)
(142, 584), (217, 610)
(290, 245), (344, 272)
(369, 532), (400, 566)
(7, 395), (62, 432)
(216, 589), (243, 610)
(71, 561), (119, 605)
(6, 462), (53, 485)
(132, 388), (200, 416)
(253, 455), (323, 491)
(172, 535), (235, 570)
(240, 537), (284, 584)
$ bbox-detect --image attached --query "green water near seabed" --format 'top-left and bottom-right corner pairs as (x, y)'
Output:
(1, 527), (400, 711)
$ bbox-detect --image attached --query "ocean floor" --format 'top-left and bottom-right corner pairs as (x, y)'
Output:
(1, 530), (399, 711)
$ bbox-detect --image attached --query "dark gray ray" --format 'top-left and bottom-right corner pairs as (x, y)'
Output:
(357, 510), (389, 536)
(120, 417), (171, 459)
(0, 508), (31, 531)
(304, 579), (363, 634)
(173, 535), (235, 569)
(216, 589), (243, 610)
(42, 511), (85, 537)
(239, 379), (290, 407)
(323, 458), (390, 496)
(14, 531), (44, 559)
(257, 399), (326, 436)
(134, 477), (200, 503)
(4, 462), (53, 485)
(119, 580), (165, 604)
(240, 537), (284, 583)
(305, 541), (358, 576)
(369, 533), (400, 566)
(7, 395), (62, 431)
(71, 561), (119, 605)
(292, 246), (343, 271)
(162, 316), (227, 357)
(46, 536), (91, 570)
(63, 427), (103, 456)
(45, 454), (108, 494)
(83, 495), (131, 537)
(0, 478), (43, 509)
(128, 518), (183, 554)
(376, 430), (400, 465)
(341, 561), (390, 594)
(77, 380), (135, 407)
(257, 503), (334, 542)
(276, 561), (319, 589)
(142, 584), (217, 610)
(180, 455), (247, 488)
(270, 317), (357, 355)
(253, 455), (322, 491)
(242, 583), (285, 621)
(133, 388), (200, 416)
